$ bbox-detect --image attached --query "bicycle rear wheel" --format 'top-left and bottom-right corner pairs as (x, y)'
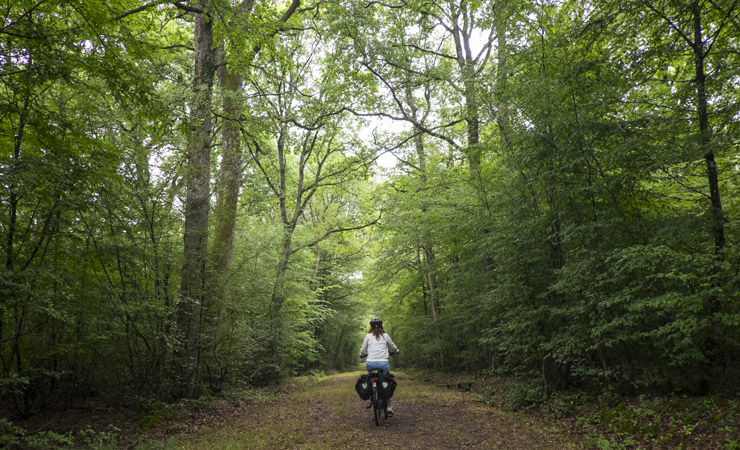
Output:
(373, 397), (386, 426)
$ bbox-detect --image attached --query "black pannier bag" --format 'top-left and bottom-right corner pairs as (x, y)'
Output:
(378, 372), (397, 399)
(355, 373), (371, 400)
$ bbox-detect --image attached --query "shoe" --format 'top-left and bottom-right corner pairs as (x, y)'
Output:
(386, 407), (394, 416)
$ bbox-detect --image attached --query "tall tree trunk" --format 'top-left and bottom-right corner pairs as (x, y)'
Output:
(209, 1), (257, 311)
(269, 125), (327, 317)
(692, 2), (724, 253)
(177, 1), (217, 398)
(414, 131), (439, 321)
(3, 100), (27, 362)
(405, 82), (443, 366)
(210, 65), (244, 310)
(270, 127), (292, 317)
(495, 0), (511, 155)
(6, 100), (26, 271)
(3, 98), (29, 411)
(447, 1), (482, 180)
(405, 84), (440, 321)
(691, 0), (727, 386)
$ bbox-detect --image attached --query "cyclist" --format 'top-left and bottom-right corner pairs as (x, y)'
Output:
(359, 317), (399, 415)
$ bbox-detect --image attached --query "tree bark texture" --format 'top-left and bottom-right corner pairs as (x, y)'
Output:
(210, 66), (244, 309)
(178, 1), (217, 397)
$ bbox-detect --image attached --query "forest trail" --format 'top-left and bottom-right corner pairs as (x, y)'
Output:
(167, 371), (589, 449)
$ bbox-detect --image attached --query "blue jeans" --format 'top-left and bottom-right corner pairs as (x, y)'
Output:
(365, 360), (390, 375)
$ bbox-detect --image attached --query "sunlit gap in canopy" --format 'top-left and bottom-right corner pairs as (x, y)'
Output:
(359, 115), (411, 179)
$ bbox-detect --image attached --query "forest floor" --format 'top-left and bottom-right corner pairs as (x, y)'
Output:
(132, 371), (587, 449)
(6, 370), (738, 449)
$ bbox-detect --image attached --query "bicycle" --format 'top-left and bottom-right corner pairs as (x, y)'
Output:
(360, 351), (398, 426)
(367, 368), (388, 426)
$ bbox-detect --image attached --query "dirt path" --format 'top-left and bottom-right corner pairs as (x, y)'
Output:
(166, 371), (590, 449)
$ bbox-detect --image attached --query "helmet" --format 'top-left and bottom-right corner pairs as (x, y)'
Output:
(369, 317), (383, 329)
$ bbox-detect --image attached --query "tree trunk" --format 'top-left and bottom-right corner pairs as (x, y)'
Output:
(690, 0), (727, 386)
(422, 243), (440, 321)
(405, 84), (440, 321)
(495, 0), (511, 154)
(447, 1), (482, 180)
(209, 0), (259, 313)
(333, 326), (347, 369)
(271, 126), (287, 313)
(416, 247), (429, 315)
(271, 225), (295, 317)
(463, 71), (480, 180)
(2, 100), (27, 364)
(413, 116), (440, 320)
(210, 65), (244, 310)
(177, 1), (217, 398)
(692, 2), (725, 253)
(6, 100), (26, 270)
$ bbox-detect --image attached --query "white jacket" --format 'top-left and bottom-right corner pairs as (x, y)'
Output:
(360, 332), (399, 361)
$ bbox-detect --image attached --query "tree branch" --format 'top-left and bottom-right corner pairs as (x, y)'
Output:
(2, 0), (46, 32)
(243, 134), (281, 197)
(115, 0), (167, 20)
(703, 0), (740, 56)
(643, 1), (695, 49)
(245, 0), (302, 64)
(291, 212), (383, 254)
(162, 44), (194, 51)
(705, 0), (740, 34)
(392, 42), (457, 60)
(345, 106), (463, 150)
(173, 2), (204, 14)
(365, 1), (405, 8)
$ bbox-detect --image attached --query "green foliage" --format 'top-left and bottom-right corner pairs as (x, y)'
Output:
(0, 418), (119, 450)
(76, 426), (120, 450)
(502, 381), (548, 411)
(1, 0), (740, 427)
(0, 419), (73, 449)
(0, 0), (189, 412)
(584, 396), (740, 449)
(357, 0), (740, 399)
(136, 400), (177, 431)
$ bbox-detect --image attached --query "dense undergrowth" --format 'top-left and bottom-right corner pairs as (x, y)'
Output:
(0, 374), (328, 450)
(416, 370), (740, 450)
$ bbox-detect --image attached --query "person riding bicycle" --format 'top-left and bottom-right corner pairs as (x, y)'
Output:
(359, 317), (399, 415)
